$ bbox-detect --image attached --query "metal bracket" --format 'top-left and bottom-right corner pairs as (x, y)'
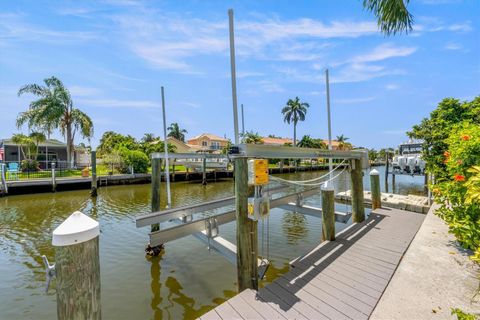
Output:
(41, 255), (56, 293)
(205, 217), (219, 239)
(296, 193), (304, 207)
(182, 215), (193, 223)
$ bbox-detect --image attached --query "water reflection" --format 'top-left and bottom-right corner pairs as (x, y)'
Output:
(281, 212), (309, 245)
(149, 255), (163, 319)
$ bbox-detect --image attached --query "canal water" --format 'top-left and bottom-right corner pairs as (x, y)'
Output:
(0, 167), (424, 319)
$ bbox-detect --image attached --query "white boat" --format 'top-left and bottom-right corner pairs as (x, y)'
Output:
(392, 140), (425, 175)
(175, 158), (229, 172)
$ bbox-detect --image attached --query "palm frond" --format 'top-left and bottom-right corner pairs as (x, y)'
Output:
(363, 0), (413, 36)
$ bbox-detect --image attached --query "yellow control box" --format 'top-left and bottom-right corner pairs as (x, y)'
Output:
(248, 159), (269, 186)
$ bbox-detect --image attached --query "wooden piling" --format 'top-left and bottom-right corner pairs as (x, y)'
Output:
(384, 154), (389, 193)
(91, 151), (97, 197)
(321, 186), (335, 241)
(53, 211), (101, 320)
(370, 169), (381, 210)
(51, 162), (56, 192)
(350, 158), (365, 223)
(234, 157), (258, 291)
(0, 163), (7, 195)
(151, 158), (161, 232)
(202, 158), (207, 185)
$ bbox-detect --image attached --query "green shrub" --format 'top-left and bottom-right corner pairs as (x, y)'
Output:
(434, 122), (480, 263)
(119, 148), (149, 174)
(20, 159), (40, 172)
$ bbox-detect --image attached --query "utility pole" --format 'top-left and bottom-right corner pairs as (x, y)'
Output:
(241, 103), (245, 136)
(228, 9), (240, 145)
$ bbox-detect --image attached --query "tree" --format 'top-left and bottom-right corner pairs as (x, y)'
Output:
(98, 131), (139, 155)
(368, 149), (378, 162)
(16, 76), (93, 167)
(142, 133), (158, 143)
(363, 0), (413, 36)
(297, 135), (327, 149)
(281, 97), (309, 147)
(336, 134), (349, 143)
(408, 97), (480, 178)
(242, 131), (263, 144)
(167, 123), (188, 142)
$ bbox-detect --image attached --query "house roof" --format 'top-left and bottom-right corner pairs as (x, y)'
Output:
(188, 133), (228, 142)
(1, 138), (67, 148)
(261, 137), (293, 145)
(322, 140), (341, 147)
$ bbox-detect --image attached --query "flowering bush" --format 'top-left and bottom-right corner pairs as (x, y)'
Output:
(434, 122), (480, 262)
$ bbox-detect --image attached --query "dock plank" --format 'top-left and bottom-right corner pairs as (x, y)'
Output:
(198, 207), (425, 320)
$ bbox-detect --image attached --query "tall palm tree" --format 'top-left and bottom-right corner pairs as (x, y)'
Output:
(16, 76), (93, 167)
(167, 123), (188, 142)
(281, 97), (309, 147)
(336, 134), (349, 143)
(336, 134), (353, 150)
(363, 0), (413, 36)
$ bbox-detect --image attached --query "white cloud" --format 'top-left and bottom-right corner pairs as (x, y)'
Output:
(181, 102), (201, 109)
(78, 98), (158, 108)
(386, 84), (400, 90)
(0, 13), (99, 44)
(444, 42), (463, 50)
(69, 86), (101, 97)
(236, 71), (265, 78)
(349, 44), (417, 64)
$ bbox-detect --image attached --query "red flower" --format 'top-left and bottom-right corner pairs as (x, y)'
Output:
(457, 160), (463, 165)
(462, 135), (470, 141)
(454, 174), (465, 182)
(444, 151), (450, 158)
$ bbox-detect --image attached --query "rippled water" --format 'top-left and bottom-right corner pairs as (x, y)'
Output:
(0, 166), (424, 319)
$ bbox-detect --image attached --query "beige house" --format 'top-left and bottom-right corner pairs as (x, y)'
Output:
(187, 133), (228, 152)
(165, 137), (202, 153)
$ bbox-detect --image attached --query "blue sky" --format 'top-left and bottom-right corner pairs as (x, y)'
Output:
(0, 0), (478, 149)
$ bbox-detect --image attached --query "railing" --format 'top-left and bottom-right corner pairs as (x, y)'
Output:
(0, 161), (84, 181)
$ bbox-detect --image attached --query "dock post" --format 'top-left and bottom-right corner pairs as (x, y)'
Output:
(91, 150), (97, 197)
(0, 163), (7, 195)
(370, 169), (381, 210)
(350, 158), (365, 223)
(321, 185), (335, 241)
(202, 157), (207, 185)
(52, 211), (101, 320)
(235, 157), (258, 291)
(384, 154), (389, 193)
(51, 162), (56, 192)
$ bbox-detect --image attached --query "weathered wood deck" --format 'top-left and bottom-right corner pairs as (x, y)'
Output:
(199, 207), (426, 320)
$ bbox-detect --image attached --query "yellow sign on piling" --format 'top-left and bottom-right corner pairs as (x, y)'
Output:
(248, 159), (269, 186)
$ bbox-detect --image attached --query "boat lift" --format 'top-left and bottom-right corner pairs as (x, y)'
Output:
(136, 144), (368, 289)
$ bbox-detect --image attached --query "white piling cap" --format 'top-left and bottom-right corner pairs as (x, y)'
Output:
(370, 169), (380, 176)
(52, 211), (99, 246)
(321, 181), (334, 191)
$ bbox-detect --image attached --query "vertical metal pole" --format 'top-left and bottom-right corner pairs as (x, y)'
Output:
(45, 145), (48, 169)
(235, 157), (258, 291)
(51, 162), (56, 192)
(53, 211), (101, 320)
(91, 150), (97, 197)
(325, 69), (333, 183)
(241, 103), (245, 136)
(161, 86), (172, 208)
(228, 9), (240, 145)
(151, 158), (161, 232)
(385, 152), (389, 193)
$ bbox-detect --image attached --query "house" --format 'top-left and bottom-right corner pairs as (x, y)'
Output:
(187, 133), (228, 152)
(261, 137), (293, 145)
(322, 140), (342, 150)
(0, 137), (89, 169)
(0, 138), (68, 169)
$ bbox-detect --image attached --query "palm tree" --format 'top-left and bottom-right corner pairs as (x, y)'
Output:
(336, 134), (349, 143)
(242, 131), (263, 144)
(16, 76), (93, 167)
(12, 132), (46, 161)
(297, 135), (328, 149)
(363, 0), (413, 36)
(167, 123), (188, 142)
(142, 133), (158, 143)
(281, 97), (309, 147)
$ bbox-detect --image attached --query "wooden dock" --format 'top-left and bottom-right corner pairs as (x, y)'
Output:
(199, 207), (425, 320)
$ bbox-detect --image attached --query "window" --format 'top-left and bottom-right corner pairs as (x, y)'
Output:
(211, 141), (220, 150)
(202, 141), (208, 146)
